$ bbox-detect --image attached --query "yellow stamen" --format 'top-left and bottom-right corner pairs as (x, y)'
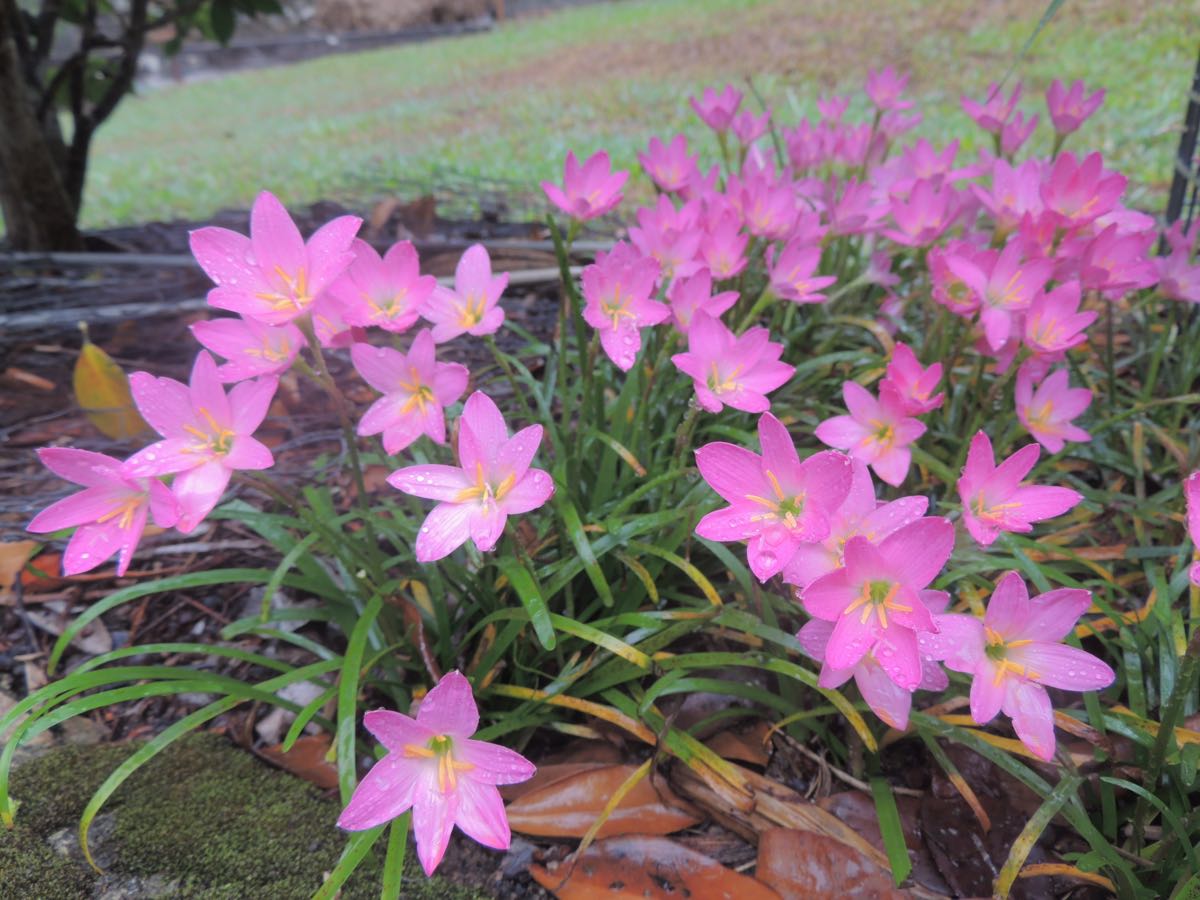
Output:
(97, 496), (141, 530)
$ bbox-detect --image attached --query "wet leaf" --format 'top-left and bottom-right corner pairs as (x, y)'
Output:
(706, 720), (771, 768)
(507, 763), (701, 838)
(0, 541), (39, 603)
(257, 735), (340, 790)
(755, 827), (906, 900)
(73, 326), (149, 441)
(500, 762), (608, 803)
(530, 834), (781, 899)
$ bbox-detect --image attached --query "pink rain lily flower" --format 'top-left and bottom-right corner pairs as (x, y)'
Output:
(961, 82), (1022, 134)
(798, 605), (949, 730)
(883, 178), (962, 247)
(882, 342), (943, 415)
(929, 243), (982, 317)
(1045, 79), (1105, 136)
(1000, 111), (1039, 157)
(124, 351), (277, 532)
(798, 517), (954, 688)
(1023, 281), (1097, 355)
(1157, 223), (1200, 304)
(541, 150), (627, 221)
(190, 317), (303, 383)
(581, 242), (668, 371)
(690, 84), (743, 132)
(865, 66), (913, 111)
(972, 158), (1046, 235)
(1015, 365), (1092, 454)
(694, 413), (854, 582)
(337, 671), (535, 876)
(628, 195), (704, 282)
(957, 431), (1082, 547)
(422, 243), (508, 343)
(667, 269), (738, 333)
(729, 168), (797, 240)
(1040, 151), (1126, 229)
(698, 211), (749, 279)
(782, 460), (929, 590)
(352, 329), (469, 454)
(331, 239), (437, 333)
(815, 381), (926, 487)
(766, 238), (836, 305)
(1066, 225), (1158, 299)
(27, 448), (179, 576)
(817, 94), (850, 123)
(388, 392), (553, 561)
(1187, 472), (1200, 585)
(920, 571), (1114, 761)
(638, 134), (700, 194)
(189, 190), (360, 326)
(731, 108), (771, 146)
(671, 311), (794, 414)
(946, 239), (1053, 351)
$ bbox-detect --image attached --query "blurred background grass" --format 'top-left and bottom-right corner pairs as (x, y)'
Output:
(82, 0), (1194, 228)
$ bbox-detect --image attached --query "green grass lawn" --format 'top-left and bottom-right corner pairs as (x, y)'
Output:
(82, 0), (1195, 228)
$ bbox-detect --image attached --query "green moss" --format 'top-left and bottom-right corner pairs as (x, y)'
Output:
(5, 733), (485, 899)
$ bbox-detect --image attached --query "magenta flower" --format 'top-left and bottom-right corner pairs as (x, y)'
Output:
(729, 168), (796, 240)
(865, 67), (913, 111)
(1067, 225), (1158, 299)
(189, 190), (360, 325)
(817, 94), (850, 122)
(798, 517), (954, 687)
(1000, 111), (1039, 157)
(421, 244), (508, 343)
(1187, 472), (1200, 585)
(638, 134), (700, 194)
(352, 329), (469, 455)
(124, 351), (276, 532)
(628, 195), (703, 282)
(972, 158), (1045, 235)
(1046, 79), (1105, 136)
(815, 382), (926, 487)
(920, 571), (1114, 761)
(782, 460), (929, 590)
(731, 108), (771, 146)
(1157, 223), (1200, 304)
(541, 150), (627, 221)
(826, 178), (885, 237)
(1040, 151), (1126, 228)
(387, 392), (553, 561)
(27, 449), (179, 576)
(1023, 281), (1097, 355)
(957, 431), (1082, 547)
(882, 342), (943, 415)
(330, 239), (437, 333)
(667, 269), (738, 333)
(1016, 366), (1091, 454)
(961, 82), (1022, 134)
(581, 242), (668, 371)
(338, 671), (535, 875)
(671, 311), (793, 414)
(694, 413), (854, 582)
(883, 178), (962, 247)
(699, 212), (749, 279)
(766, 238), (836, 305)
(946, 239), (1053, 351)
(929, 243), (982, 316)
(190, 317), (303, 383)
(690, 84), (743, 132)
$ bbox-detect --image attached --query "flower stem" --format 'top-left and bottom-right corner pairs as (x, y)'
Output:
(672, 403), (703, 470)
(485, 334), (535, 424)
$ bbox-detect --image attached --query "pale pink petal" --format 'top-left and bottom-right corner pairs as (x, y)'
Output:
(918, 613), (984, 672)
(389, 465), (472, 501)
(870, 446), (911, 487)
(990, 443), (1041, 495)
(417, 671), (479, 737)
(826, 610), (879, 670)
(862, 496), (929, 541)
(453, 778), (511, 851)
(878, 517), (954, 589)
(415, 403), (447, 447)
(129, 372), (192, 438)
(1008, 642), (1114, 691)
(817, 662), (855, 689)
(35, 448), (123, 488)
(961, 431), (994, 484)
(305, 215), (362, 297)
(496, 425), (544, 482)
(694, 505), (763, 542)
(250, 191), (305, 280)
(351, 342), (404, 393)
(223, 436), (274, 471)
(781, 542), (839, 589)
(412, 773), (459, 876)
(1009, 485), (1082, 522)
(797, 450), (855, 512)
(800, 568), (856, 620)
(469, 506), (507, 552)
(694, 443), (771, 504)
(872, 626), (922, 691)
(459, 392), (508, 473)
(815, 415), (869, 449)
(337, 754), (421, 831)
(123, 438), (204, 477)
(413, 506), (467, 563)
(172, 461), (232, 532)
(112, 505), (150, 576)
(454, 244), (493, 298)
(499, 469), (555, 515)
(1009, 587), (1091, 642)
(28, 487), (127, 532)
(983, 571), (1030, 637)
(228, 376), (277, 434)
(383, 414), (428, 455)
(969, 660), (1005, 724)
(796, 618), (834, 660)
(842, 380), (879, 421)
(457, 739), (536, 785)
(148, 480), (180, 528)
(62, 522), (124, 575)
(1004, 680), (1056, 761)
(189, 226), (269, 292)
(359, 395), (406, 438)
(363, 709), (433, 753)
(856, 656), (914, 729)
(433, 363), (470, 405)
(757, 413), (801, 476)
(189, 352), (232, 428)
(471, 305), (505, 337)
(919, 657), (949, 692)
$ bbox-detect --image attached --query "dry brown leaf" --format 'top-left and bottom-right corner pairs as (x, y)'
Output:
(24, 599), (113, 656)
(507, 763), (701, 839)
(500, 762), (608, 803)
(3, 366), (56, 391)
(257, 735), (339, 790)
(706, 720), (771, 768)
(0, 540), (39, 602)
(756, 827), (907, 900)
(73, 327), (150, 441)
(530, 834), (782, 899)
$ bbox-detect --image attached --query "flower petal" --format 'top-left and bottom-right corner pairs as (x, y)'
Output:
(336, 754), (420, 831)
(457, 739), (536, 786)
(414, 502), (473, 562)
(388, 465), (472, 501)
(878, 517), (955, 589)
(856, 656), (914, 729)
(250, 191), (305, 282)
(1008, 642), (1115, 691)
(694, 442), (770, 504)
(453, 778), (511, 851)
(363, 709), (433, 753)
(1003, 680), (1056, 761)
(417, 670), (479, 737)
(969, 660), (1005, 724)
(499, 469), (555, 515)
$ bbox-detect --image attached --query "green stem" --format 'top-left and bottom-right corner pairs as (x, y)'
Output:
(1105, 298), (1116, 413)
(484, 334), (535, 424)
(672, 403), (703, 470)
(735, 286), (778, 333)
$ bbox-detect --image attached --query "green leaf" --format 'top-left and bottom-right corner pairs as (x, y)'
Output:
(337, 594), (384, 803)
(210, 0), (236, 44)
(995, 774), (1082, 898)
(494, 556), (556, 649)
(312, 826), (386, 900)
(554, 492), (614, 607)
(870, 777), (912, 886)
(381, 812), (411, 900)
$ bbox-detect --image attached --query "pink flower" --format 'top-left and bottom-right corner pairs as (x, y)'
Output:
(728, 167), (796, 240)
(541, 150), (627, 221)
(920, 571), (1114, 760)
(671, 311), (793, 414)
(782, 460), (929, 590)
(189, 190), (360, 325)
(1016, 366), (1091, 454)
(27, 449), (179, 576)
(694, 413), (854, 582)
(1187, 472), (1200, 585)
(961, 82), (1022, 134)
(1157, 224), (1200, 304)
(815, 382), (926, 487)
(1000, 111), (1039, 157)
(638, 134), (700, 193)
(865, 67), (913, 111)
(798, 610), (949, 729)
(698, 212), (749, 279)
(766, 238), (836, 305)
(628, 195), (703, 282)
(1065, 225), (1158, 299)
(882, 342), (943, 415)
(972, 158), (1046, 234)
(330, 239), (437, 333)
(581, 242), (667, 371)
(387, 392), (553, 561)
(690, 84), (743, 132)
(946, 239), (1053, 351)
(1023, 281), (1096, 355)
(422, 244), (508, 343)
(817, 95), (850, 122)
(798, 517), (954, 687)
(190, 317), (302, 383)
(957, 431), (1082, 547)
(929, 243), (982, 316)
(337, 671), (535, 875)
(826, 178), (885, 236)
(667, 269), (738, 333)
(352, 329), (469, 454)
(1040, 151), (1126, 229)
(731, 108), (771, 146)
(1046, 79), (1105, 136)
(124, 351), (277, 532)
(883, 178), (962, 247)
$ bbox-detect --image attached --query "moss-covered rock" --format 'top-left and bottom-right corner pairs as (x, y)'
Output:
(3, 733), (485, 899)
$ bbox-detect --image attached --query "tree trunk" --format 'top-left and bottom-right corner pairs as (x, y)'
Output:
(0, 3), (82, 251)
